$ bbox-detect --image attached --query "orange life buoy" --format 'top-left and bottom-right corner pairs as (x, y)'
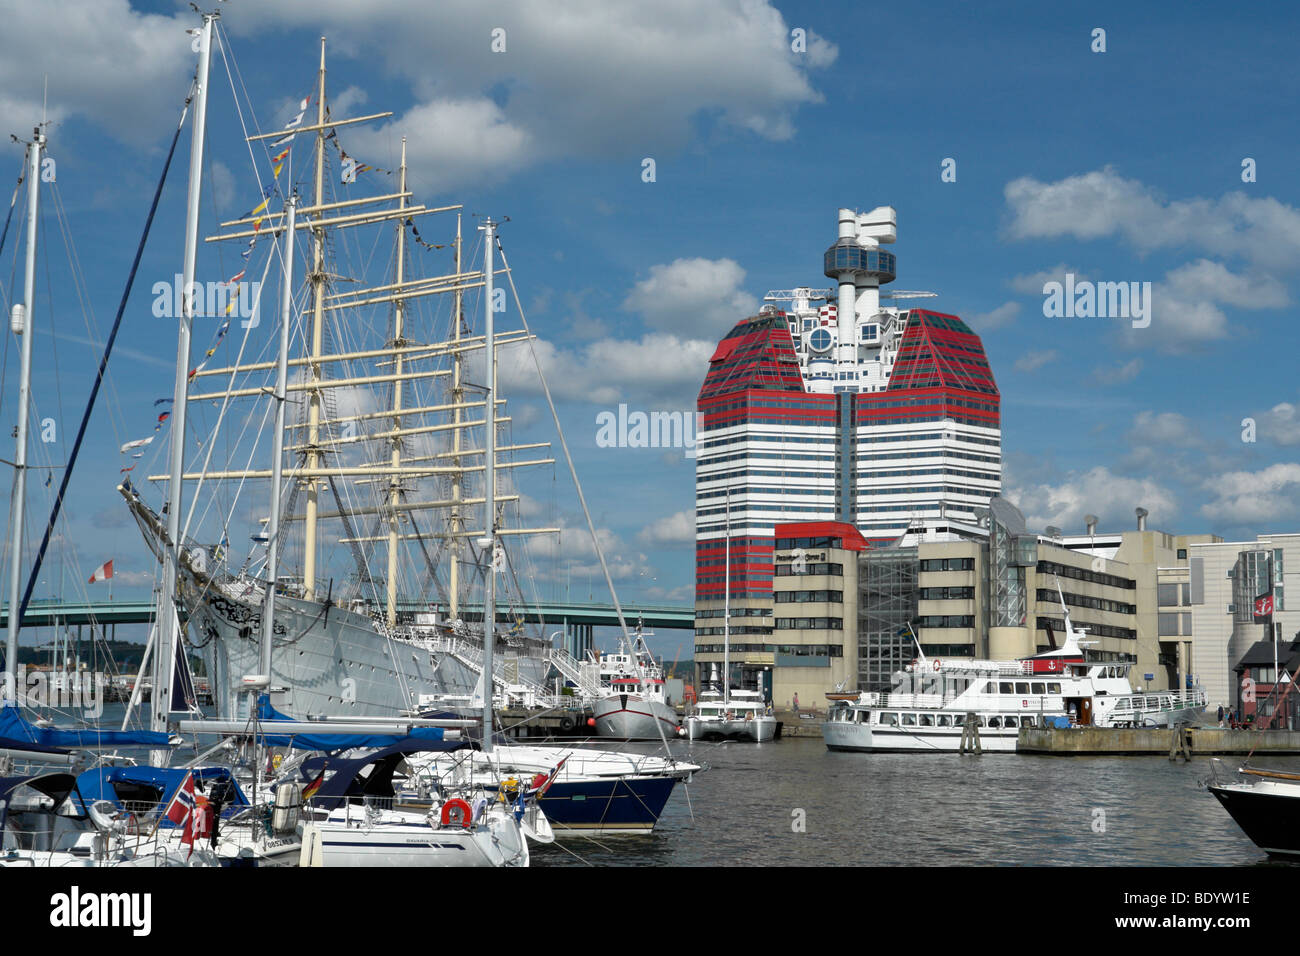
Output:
(440, 797), (473, 828)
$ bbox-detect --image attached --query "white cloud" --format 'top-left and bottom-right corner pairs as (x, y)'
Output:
(1126, 410), (1202, 447)
(1199, 463), (1300, 524)
(1258, 402), (1300, 446)
(965, 301), (1020, 331)
(1120, 259), (1289, 353)
(500, 332), (714, 406)
(1006, 465), (1177, 533)
(637, 510), (695, 548)
(1013, 349), (1058, 373)
(1008, 264), (1085, 295)
(0, 1), (194, 147)
(1004, 167), (1300, 272)
(622, 257), (757, 336)
(1094, 358), (1142, 385)
(233, 0), (837, 191)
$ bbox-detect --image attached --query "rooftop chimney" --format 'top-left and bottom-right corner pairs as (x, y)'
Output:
(1085, 514), (1098, 536)
(1136, 507), (1148, 531)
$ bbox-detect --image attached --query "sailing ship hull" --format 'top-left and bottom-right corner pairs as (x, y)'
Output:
(592, 695), (682, 740)
(1208, 779), (1300, 858)
(187, 577), (548, 718)
(686, 715), (777, 742)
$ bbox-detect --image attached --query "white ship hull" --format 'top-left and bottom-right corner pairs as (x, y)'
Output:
(822, 718), (1020, 753)
(186, 576), (548, 719)
(592, 694), (681, 740)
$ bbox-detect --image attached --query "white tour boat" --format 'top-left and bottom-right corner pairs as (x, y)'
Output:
(823, 596), (1207, 753)
(686, 690), (777, 742)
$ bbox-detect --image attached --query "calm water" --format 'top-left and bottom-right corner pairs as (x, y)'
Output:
(532, 736), (1284, 867)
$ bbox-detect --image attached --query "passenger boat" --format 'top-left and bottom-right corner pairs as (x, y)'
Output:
(823, 593), (1207, 753)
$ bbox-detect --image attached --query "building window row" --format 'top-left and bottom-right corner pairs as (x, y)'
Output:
(920, 557), (976, 572)
(774, 617), (844, 630)
(776, 644), (843, 657)
(1035, 616), (1136, 641)
(919, 586), (975, 600)
(1036, 560), (1136, 591)
(1035, 588), (1135, 615)
(917, 615), (976, 628)
(774, 589), (844, 603)
(775, 562), (843, 577)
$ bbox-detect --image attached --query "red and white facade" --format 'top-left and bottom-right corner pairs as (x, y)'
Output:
(695, 206), (1002, 612)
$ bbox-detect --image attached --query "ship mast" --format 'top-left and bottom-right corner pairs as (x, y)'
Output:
(3, 125), (44, 705)
(154, 11), (215, 760)
(479, 217), (498, 754)
(448, 213), (464, 619)
(384, 139), (408, 627)
(723, 486), (730, 707)
(302, 37), (328, 601)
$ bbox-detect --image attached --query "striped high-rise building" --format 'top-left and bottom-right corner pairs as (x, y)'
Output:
(694, 207), (1002, 691)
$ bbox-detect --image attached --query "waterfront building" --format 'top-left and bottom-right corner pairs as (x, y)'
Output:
(694, 206), (1001, 700)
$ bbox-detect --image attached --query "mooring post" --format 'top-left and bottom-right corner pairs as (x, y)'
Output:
(960, 711), (982, 754)
(1168, 726), (1193, 762)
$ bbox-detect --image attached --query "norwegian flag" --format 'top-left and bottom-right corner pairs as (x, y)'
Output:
(163, 772), (196, 827)
(537, 756), (569, 797)
(1255, 593), (1275, 618)
(87, 560), (113, 584)
(181, 795), (212, 858)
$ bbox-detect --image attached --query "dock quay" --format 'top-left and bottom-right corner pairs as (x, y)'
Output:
(1018, 726), (1300, 756)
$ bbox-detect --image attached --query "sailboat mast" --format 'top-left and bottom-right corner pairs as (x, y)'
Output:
(302, 37), (328, 601)
(2, 127), (43, 705)
(479, 216), (497, 754)
(258, 195), (296, 682)
(723, 486), (730, 705)
(155, 12), (214, 753)
(448, 214), (463, 619)
(384, 140), (409, 628)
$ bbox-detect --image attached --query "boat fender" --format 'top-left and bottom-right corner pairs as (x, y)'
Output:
(440, 797), (473, 829)
(586, 717), (596, 728)
(559, 713), (576, 732)
(272, 782), (303, 834)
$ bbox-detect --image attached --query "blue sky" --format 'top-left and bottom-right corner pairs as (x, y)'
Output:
(1, 0), (1299, 656)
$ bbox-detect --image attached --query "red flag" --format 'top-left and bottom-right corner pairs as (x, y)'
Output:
(537, 756), (568, 797)
(163, 772), (196, 826)
(87, 560), (113, 584)
(1255, 594), (1275, 617)
(181, 794), (212, 859)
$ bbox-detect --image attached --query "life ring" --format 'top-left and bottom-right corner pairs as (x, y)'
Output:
(933, 659), (941, 671)
(440, 797), (473, 829)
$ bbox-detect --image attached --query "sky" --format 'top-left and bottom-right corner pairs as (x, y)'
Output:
(1, 0), (1299, 658)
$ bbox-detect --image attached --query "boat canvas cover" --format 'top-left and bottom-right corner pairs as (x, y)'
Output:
(298, 738), (470, 811)
(254, 695), (446, 751)
(74, 765), (249, 823)
(0, 702), (169, 749)
(0, 772), (79, 830)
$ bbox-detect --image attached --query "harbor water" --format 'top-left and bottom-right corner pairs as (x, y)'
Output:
(532, 736), (1285, 867)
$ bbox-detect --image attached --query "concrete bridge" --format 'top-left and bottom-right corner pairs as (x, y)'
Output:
(0, 598), (694, 631)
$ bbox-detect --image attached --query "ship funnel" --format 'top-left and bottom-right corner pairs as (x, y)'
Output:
(1135, 507), (1148, 531)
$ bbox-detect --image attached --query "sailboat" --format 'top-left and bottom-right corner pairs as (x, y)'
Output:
(685, 488), (776, 742)
(118, 24), (567, 725)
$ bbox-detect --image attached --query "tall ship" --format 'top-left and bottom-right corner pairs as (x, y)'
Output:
(119, 32), (576, 720)
(823, 593), (1208, 753)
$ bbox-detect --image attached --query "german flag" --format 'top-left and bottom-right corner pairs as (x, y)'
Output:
(302, 770), (325, 801)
